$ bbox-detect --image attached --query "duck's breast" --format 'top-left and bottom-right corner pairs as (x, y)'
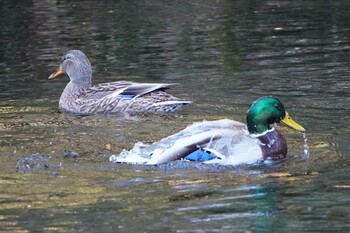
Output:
(255, 129), (287, 159)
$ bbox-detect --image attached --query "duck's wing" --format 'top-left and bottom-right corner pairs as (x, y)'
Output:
(82, 81), (178, 100)
(80, 81), (132, 100)
(117, 82), (178, 98)
(147, 128), (241, 164)
(146, 119), (265, 165)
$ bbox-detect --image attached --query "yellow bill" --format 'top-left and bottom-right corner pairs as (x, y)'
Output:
(281, 112), (305, 131)
(48, 67), (64, 80)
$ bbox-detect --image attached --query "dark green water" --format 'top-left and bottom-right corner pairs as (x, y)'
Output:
(0, 0), (349, 232)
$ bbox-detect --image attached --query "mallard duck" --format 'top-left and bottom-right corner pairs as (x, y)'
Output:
(48, 50), (191, 115)
(111, 96), (305, 165)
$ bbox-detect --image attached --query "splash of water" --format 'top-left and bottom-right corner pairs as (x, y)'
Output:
(303, 132), (309, 157)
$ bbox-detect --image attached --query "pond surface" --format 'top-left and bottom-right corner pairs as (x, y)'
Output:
(0, 0), (349, 232)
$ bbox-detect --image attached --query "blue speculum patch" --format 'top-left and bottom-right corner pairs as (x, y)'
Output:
(184, 149), (218, 162)
(121, 94), (136, 99)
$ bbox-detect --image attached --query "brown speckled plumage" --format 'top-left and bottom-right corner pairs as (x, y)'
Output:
(48, 50), (191, 115)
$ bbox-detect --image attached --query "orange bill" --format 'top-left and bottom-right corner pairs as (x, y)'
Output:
(281, 111), (305, 132)
(48, 67), (64, 80)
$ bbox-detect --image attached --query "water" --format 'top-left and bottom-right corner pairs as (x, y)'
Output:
(303, 133), (309, 156)
(1, 0), (350, 232)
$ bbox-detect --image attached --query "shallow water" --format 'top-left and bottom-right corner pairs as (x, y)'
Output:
(0, 0), (349, 232)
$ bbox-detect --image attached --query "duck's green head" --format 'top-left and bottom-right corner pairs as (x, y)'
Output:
(246, 96), (305, 134)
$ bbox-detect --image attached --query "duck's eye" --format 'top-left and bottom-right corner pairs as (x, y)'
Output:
(274, 104), (282, 110)
(62, 55), (71, 61)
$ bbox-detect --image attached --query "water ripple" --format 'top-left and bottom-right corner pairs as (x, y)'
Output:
(188, 211), (270, 223)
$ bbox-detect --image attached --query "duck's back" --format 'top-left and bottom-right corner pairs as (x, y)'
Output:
(82, 81), (133, 100)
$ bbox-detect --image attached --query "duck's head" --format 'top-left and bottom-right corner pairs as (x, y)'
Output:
(48, 50), (92, 87)
(246, 96), (305, 135)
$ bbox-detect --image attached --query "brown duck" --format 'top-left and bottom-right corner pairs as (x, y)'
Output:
(48, 50), (191, 115)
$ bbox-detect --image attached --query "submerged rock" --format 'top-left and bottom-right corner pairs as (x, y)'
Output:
(61, 149), (78, 158)
(16, 153), (51, 174)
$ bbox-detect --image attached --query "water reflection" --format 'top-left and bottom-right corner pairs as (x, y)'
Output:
(0, 0), (350, 232)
